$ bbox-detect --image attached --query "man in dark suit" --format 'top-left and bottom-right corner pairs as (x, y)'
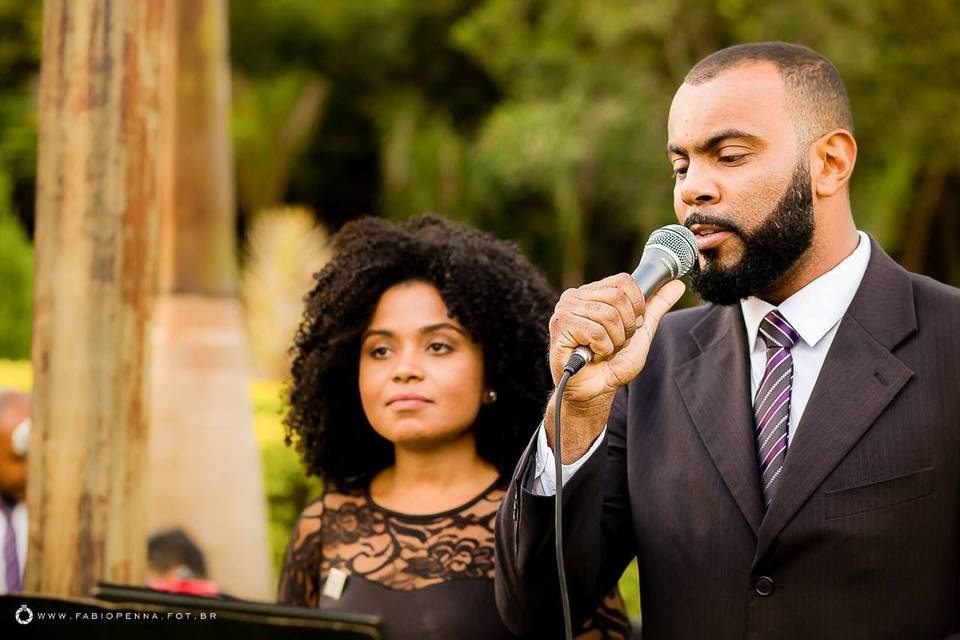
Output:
(495, 42), (960, 639)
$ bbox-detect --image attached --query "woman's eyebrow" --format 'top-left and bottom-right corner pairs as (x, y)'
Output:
(420, 323), (467, 336)
(361, 323), (467, 341)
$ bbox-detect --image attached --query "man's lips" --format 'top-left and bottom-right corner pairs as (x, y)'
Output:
(386, 393), (432, 409)
(688, 224), (736, 251)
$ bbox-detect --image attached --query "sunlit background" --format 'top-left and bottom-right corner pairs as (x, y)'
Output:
(0, 0), (958, 613)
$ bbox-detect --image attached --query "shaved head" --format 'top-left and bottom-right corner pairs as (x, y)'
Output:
(0, 389), (30, 504)
(685, 42), (853, 144)
(0, 390), (29, 435)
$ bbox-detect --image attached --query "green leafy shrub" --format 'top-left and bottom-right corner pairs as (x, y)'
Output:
(0, 184), (32, 359)
(251, 380), (322, 578)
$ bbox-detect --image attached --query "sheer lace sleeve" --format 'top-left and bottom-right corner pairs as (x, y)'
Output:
(576, 587), (631, 639)
(277, 498), (325, 607)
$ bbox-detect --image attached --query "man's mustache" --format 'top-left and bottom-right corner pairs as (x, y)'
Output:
(684, 212), (745, 238)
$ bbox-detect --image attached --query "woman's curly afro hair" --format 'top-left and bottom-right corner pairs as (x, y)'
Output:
(285, 215), (558, 489)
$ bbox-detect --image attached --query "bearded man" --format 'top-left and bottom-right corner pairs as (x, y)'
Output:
(495, 42), (960, 639)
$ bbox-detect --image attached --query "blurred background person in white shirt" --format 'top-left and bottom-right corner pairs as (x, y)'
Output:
(0, 389), (29, 595)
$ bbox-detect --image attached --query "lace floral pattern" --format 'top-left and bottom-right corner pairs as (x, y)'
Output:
(318, 485), (501, 590)
(277, 482), (630, 638)
(321, 500), (385, 545)
(405, 538), (496, 580)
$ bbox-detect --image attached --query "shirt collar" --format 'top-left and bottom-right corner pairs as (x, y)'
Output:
(740, 231), (872, 350)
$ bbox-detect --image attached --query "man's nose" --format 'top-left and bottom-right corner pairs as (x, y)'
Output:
(679, 162), (720, 206)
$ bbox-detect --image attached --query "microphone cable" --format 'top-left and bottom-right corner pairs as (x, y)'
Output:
(554, 344), (591, 640)
(548, 224), (697, 640)
(553, 368), (575, 640)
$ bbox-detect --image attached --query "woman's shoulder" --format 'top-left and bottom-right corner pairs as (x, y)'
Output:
(319, 486), (367, 509)
(293, 478), (506, 534)
(296, 485), (369, 516)
(453, 480), (505, 521)
(287, 486), (371, 540)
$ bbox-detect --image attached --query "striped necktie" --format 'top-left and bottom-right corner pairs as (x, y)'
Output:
(754, 310), (800, 508)
(0, 499), (20, 593)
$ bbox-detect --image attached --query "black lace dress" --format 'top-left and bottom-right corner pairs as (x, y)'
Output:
(277, 480), (629, 639)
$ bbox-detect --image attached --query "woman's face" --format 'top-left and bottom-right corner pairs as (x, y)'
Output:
(359, 281), (488, 449)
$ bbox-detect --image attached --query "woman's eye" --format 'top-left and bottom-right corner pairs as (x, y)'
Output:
(428, 342), (452, 354)
(369, 346), (390, 358)
(672, 165), (688, 178)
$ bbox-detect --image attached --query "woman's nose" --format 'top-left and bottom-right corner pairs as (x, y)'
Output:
(391, 346), (424, 382)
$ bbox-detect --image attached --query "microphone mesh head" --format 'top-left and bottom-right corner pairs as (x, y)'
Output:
(645, 224), (699, 276)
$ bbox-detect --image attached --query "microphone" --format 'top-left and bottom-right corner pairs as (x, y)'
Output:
(564, 224), (699, 375)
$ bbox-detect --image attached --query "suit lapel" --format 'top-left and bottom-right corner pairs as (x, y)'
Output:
(754, 239), (917, 563)
(677, 304), (764, 535)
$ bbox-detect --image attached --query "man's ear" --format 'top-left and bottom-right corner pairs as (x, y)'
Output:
(811, 129), (857, 198)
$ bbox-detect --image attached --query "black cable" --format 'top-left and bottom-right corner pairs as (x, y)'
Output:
(553, 368), (575, 640)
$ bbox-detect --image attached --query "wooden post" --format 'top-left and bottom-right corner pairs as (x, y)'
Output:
(29, 0), (168, 596)
(149, 0), (273, 599)
(158, 0), (237, 295)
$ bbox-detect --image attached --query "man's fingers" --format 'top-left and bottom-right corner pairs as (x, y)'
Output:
(581, 273), (645, 317)
(602, 280), (685, 388)
(638, 280), (686, 338)
(550, 277), (682, 383)
(570, 307), (625, 353)
(558, 315), (616, 359)
(576, 273), (644, 334)
(570, 287), (638, 340)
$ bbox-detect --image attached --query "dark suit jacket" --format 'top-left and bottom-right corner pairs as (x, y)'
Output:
(495, 239), (960, 639)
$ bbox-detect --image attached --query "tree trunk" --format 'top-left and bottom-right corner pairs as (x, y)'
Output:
(159, 0), (236, 295)
(150, 0), (272, 600)
(29, 0), (167, 596)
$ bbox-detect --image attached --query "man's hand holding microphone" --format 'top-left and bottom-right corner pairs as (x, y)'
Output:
(545, 225), (699, 463)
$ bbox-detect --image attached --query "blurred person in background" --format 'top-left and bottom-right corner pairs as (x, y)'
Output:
(147, 528), (221, 598)
(277, 215), (630, 639)
(0, 389), (29, 595)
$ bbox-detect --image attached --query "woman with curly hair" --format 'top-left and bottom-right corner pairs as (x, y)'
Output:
(277, 215), (629, 639)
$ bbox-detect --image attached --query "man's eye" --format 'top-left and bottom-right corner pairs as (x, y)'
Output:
(718, 154), (745, 164)
(672, 165), (688, 178)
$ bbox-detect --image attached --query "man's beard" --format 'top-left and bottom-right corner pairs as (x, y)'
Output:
(687, 161), (814, 305)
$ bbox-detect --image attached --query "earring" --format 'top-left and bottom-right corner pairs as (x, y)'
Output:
(485, 389), (498, 403)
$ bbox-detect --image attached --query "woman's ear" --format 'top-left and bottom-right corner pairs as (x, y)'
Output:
(812, 129), (857, 198)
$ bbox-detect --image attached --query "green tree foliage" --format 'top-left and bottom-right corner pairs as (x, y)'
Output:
(0, 2), (955, 353)
(0, 0), (39, 358)
(233, 71), (329, 216)
(228, 0), (960, 289)
(228, 0), (500, 231)
(0, 196), (31, 358)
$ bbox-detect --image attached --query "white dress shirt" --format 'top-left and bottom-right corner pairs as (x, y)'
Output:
(0, 500), (27, 594)
(531, 231), (872, 495)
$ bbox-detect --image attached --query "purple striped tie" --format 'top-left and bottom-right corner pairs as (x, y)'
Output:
(0, 499), (20, 592)
(754, 310), (799, 508)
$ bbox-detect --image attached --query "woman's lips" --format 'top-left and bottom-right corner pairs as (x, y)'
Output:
(386, 395), (432, 410)
(694, 229), (735, 251)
